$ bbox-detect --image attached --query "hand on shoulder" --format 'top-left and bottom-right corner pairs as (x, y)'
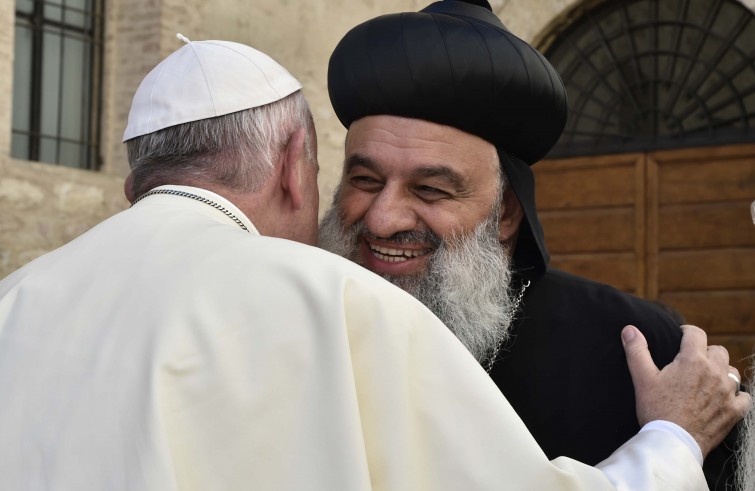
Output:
(621, 324), (751, 457)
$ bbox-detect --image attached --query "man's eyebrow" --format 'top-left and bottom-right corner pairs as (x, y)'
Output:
(344, 154), (380, 174)
(345, 153), (466, 191)
(412, 167), (465, 192)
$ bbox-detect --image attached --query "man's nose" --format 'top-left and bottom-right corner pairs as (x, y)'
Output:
(363, 187), (419, 239)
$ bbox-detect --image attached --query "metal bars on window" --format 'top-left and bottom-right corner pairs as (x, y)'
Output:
(12, 0), (104, 169)
(543, 0), (755, 158)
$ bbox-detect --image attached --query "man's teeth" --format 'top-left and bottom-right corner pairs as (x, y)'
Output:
(370, 245), (427, 262)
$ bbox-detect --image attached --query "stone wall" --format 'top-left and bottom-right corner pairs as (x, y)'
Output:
(0, 161), (126, 275)
(0, 0), (435, 279)
(0, 0), (13, 160)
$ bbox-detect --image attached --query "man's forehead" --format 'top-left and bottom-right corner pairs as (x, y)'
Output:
(347, 115), (488, 140)
(344, 115), (499, 173)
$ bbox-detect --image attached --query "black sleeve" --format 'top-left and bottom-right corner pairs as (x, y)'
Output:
(704, 418), (741, 490)
(490, 269), (737, 490)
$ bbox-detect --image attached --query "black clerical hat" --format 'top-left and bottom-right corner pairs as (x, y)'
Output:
(328, 0), (568, 279)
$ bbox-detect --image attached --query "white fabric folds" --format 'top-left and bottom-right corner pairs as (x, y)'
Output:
(0, 186), (705, 490)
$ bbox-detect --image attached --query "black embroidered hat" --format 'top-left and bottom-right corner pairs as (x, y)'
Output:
(328, 0), (568, 279)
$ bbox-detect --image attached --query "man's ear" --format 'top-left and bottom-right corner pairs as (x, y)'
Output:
(124, 172), (135, 204)
(499, 187), (524, 243)
(280, 128), (307, 210)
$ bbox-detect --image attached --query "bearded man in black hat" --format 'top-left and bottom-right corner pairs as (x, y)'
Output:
(319, 1), (740, 488)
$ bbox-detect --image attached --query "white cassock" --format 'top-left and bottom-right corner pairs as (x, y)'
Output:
(0, 185), (705, 490)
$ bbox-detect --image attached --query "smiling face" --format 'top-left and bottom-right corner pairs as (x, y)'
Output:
(333, 115), (505, 276)
(318, 115), (520, 363)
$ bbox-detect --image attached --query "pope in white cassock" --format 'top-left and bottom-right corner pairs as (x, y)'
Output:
(0, 35), (748, 490)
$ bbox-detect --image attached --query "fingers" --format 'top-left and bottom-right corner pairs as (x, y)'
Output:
(729, 367), (752, 419)
(702, 340), (739, 396)
(678, 326), (732, 378)
(706, 344), (730, 366)
(678, 324), (708, 355)
(621, 325), (658, 390)
(681, 326), (741, 396)
(726, 367), (741, 395)
(727, 368), (741, 384)
(733, 390), (753, 419)
(625, 322), (752, 456)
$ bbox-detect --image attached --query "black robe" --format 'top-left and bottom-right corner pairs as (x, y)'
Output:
(490, 268), (740, 490)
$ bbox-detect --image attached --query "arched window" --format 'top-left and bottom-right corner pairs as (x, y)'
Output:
(543, 0), (755, 157)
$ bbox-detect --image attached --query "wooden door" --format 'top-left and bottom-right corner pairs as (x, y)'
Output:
(535, 144), (755, 375)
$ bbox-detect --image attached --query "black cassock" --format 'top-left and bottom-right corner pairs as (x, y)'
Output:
(490, 268), (740, 491)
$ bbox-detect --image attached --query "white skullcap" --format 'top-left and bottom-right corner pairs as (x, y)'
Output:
(123, 34), (302, 141)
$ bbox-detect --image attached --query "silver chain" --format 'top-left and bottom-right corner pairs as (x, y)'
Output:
(485, 279), (530, 373)
(131, 188), (249, 232)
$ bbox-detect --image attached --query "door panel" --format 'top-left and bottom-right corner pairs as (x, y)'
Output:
(536, 155), (642, 209)
(536, 143), (755, 375)
(549, 253), (639, 292)
(539, 208), (634, 252)
(658, 202), (755, 249)
(661, 291), (755, 334)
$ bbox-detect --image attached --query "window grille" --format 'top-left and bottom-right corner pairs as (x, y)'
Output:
(543, 0), (755, 157)
(12, 0), (104, 169)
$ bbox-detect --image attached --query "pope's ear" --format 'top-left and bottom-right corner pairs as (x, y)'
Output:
(124, 172), (135, 204)
(499, 187), (524, 242)
(280, 127), (307, 210)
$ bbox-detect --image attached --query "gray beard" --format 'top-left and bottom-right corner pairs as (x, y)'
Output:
(319, 201), (516, 365)
(739, 376), (755, 491)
